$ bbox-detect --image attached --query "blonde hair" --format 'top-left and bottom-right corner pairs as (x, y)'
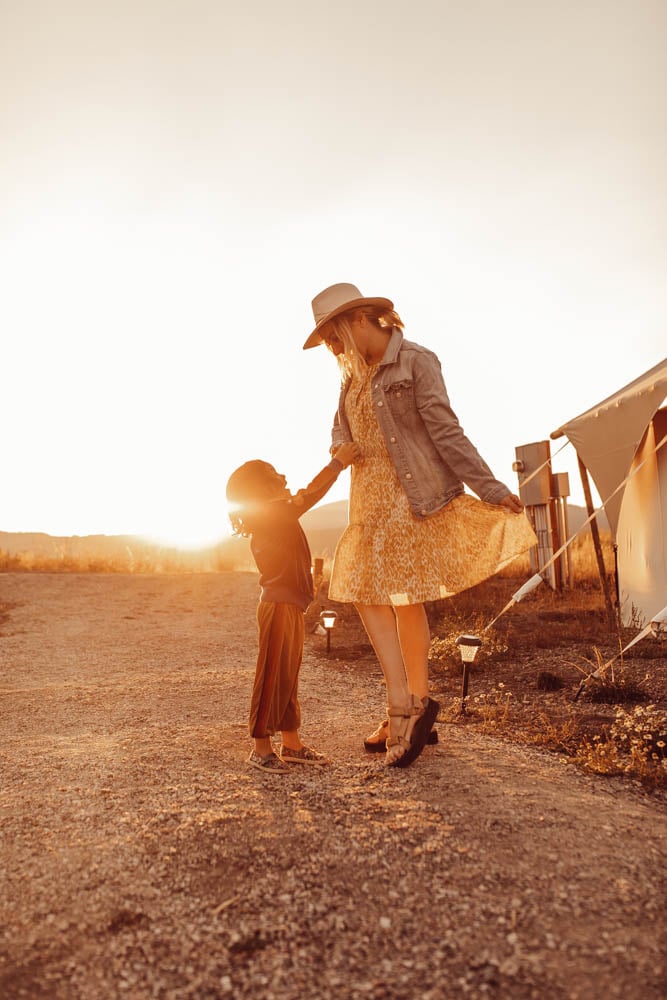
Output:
(326, 306), (404, 382)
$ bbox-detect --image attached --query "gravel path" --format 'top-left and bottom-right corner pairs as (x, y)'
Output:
(0, 572), (665, 999)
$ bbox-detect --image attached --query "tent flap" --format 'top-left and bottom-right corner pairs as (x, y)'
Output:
(551, 358), (667, 536)
(551, 358), (667, 627)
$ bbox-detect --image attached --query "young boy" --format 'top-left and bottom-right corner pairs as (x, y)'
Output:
(226, 443), (359, 773)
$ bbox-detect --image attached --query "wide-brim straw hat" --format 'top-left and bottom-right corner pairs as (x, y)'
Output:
(303, 282), (394, 349)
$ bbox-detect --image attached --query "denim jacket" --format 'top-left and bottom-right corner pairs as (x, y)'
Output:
(331, 328), (511, 518)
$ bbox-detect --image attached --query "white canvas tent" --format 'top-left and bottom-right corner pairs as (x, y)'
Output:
(551, 357), (667, 627)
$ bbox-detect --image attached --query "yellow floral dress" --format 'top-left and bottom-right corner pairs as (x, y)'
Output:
(329, 364), (537, 606)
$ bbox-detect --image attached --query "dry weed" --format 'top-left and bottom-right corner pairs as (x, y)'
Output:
(575, 705), (667, 789)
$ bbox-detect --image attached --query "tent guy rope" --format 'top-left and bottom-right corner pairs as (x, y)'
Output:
(573, 605), (667, 701)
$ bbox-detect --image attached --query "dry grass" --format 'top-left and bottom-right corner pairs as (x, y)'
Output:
(0, 538), (253, 574)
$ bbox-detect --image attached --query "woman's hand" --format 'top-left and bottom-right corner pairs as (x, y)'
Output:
(333, 442), (362, 468)
(500, 493), (524, 514)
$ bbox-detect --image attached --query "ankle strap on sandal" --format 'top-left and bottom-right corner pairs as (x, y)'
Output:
(387, 699), (423, 719)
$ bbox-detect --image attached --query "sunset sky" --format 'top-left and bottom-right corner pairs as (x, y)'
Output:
(2, 1), (666, 546)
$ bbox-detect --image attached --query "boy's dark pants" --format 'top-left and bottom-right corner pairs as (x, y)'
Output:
(249, 601), (304, 738)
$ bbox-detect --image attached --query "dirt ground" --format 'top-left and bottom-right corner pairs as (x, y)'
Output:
(0, 571), (665, 1000)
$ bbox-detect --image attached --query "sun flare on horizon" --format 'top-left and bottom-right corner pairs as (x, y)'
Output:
(140, 525), (231, 551)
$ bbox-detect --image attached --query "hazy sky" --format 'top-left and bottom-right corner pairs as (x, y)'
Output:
(3, 0), (666, 545)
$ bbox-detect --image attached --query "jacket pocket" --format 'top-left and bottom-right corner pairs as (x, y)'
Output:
(383, 379), (415, 416)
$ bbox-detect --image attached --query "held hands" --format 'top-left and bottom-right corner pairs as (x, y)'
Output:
(500, 493), (524, 514)
(333, 441), (362, 468)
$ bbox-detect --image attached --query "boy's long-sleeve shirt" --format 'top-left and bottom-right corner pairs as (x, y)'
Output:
(250, 459), (344, 611)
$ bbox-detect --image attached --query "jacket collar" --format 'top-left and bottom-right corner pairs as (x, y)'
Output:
(340, 327), (403, 391)
(379, 326), (403, 366)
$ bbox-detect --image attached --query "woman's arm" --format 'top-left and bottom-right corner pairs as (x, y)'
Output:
(330, 380), (353, 453)
(413, 352), (512, 504)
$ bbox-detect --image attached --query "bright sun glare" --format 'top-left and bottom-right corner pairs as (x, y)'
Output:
(141, 526), (230, 551)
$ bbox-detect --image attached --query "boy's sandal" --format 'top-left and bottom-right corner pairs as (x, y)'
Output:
(280, 744), (329, 765)
(247, 750), (289, 774)
(390, 697), (441, 770)
(364, 717), (438, 753)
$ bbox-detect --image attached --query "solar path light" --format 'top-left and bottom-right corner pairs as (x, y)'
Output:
(455, 634), (482, 712)
(320, 610), (338, 653)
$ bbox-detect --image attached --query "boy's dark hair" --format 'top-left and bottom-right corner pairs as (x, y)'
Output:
(226, 460), (276, 536)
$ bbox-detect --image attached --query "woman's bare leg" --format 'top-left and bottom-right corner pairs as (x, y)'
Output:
(356, 604), (425, 764)
(394, 603), (431, 700)
(355, 604), (409, 706)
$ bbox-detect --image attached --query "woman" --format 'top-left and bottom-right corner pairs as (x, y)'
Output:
(303, 283), (536, 768)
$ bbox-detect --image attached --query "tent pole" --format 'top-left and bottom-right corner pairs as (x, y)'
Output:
(577, 457), (616, 628)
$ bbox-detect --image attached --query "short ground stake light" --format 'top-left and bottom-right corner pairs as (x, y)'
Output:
(456, 634), (482, 712)
(320, 610), (338, 653)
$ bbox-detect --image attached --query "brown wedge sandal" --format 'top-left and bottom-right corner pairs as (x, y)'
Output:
(385, 696), (425, 767)
(364, 718), (438, 753)
(392, 697), (440, 769)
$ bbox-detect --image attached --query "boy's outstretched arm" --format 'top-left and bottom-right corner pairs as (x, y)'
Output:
(290, 442), (361, 516)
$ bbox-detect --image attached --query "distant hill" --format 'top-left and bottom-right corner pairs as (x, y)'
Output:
(301, 500), (348, 557)
(0, 498), (607, 571)
(0, 502), (350, 563)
